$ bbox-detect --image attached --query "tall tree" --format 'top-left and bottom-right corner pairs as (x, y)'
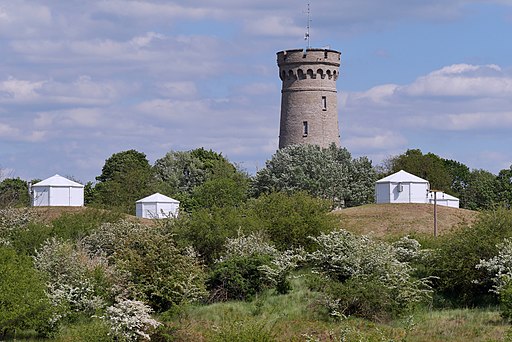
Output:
(93, 150), (156, 213)
(460, 169), (497, 210)
(496, 165), (512, 208)
(153, 148), (248, 207)
(251, 144), (376, 208)
(388, 149), (452, 192)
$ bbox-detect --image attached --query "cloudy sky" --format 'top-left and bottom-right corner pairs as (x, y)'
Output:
(1, 1), (512, 183)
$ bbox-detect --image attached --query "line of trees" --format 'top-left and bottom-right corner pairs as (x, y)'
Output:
(2, 146), (511, 212)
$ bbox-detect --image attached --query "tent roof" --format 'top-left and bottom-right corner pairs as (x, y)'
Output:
(429, 192), (459, 201)
(136, 193), (179, 203)
(33, 174), (84, 187)
(376, 170), (428, 184)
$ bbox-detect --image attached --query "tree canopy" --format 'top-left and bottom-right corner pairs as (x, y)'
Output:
(251, 144), (376, 208)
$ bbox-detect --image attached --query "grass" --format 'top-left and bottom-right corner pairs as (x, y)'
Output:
(160, 277), (509, 341)
(333, 203), (478, 239)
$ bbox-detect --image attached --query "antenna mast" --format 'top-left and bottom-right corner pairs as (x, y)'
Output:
(304, 3), (311, 49)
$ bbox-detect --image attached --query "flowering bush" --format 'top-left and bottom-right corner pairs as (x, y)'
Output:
(101, 299), (161, 341)
(476, 238), (512, 294)
(0, 207), (35, 246)
(33, 238), (116, 328)
(392, 236), (422, 263)
(209, 232), (303, 300)
(307, 230), (432, 321)
(83, 220), (207, 311)
(476, 238), (512, 319)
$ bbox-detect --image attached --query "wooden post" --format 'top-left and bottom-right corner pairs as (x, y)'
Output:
(433, 191), (438, 237)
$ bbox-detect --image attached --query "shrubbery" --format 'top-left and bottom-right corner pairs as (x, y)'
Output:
(0, 246), (51, 338)
(307, 230), (432, 321)
(208, 232), (303, 301)
(429, 208), (512, 306)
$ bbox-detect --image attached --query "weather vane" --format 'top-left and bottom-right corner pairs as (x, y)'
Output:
(304, 3), (311, 49)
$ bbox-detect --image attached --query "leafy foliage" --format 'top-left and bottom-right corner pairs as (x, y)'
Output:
(83, 220), (207, 311)
(429, 208), (512, 306)
(0, 246), (51, 337)
(252, 144), (376, 208)
(247, 191), (335, 251)
(153, 148), (248, 211)
(0, 177), (30, 208)
(307, 230), (432, 321)
(93, 150), (157, 214)
(208, 232), (303, 301)
(387, 149), (452, 192)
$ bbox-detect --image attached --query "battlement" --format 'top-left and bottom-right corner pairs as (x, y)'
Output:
(277, 49), (341, 82)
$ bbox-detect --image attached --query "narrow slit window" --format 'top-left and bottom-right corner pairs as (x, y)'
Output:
(322, 96), (327, 111)
(303, 121), (308, 136)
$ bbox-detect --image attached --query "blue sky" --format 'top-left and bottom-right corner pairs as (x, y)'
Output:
(1, 1), (512, 183)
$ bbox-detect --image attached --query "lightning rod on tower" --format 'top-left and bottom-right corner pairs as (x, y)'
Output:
(304, 3), (311, 49)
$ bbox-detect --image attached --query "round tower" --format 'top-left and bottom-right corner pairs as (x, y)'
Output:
(277, 48), (341, 149)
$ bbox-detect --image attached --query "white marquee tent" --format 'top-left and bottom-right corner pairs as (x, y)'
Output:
(375, 170), (430, 204)
(375, 170), (459, 208)
(32, 174), (84, 207)
(135, 193), (180, 219)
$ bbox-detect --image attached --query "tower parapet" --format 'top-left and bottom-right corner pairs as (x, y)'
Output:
(277, 48), (341, 149)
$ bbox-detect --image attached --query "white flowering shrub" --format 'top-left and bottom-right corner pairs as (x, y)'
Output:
(83, 220), (207, 311)
(218, 231), (278, 262)
(392, 236), (422, 263)
(0, 207), (35, 246)
(307, 230), (432, 320)
(476, 238), (512, 320)
(209, 232), (303, 300)
(476, 238), (512, 294)
(102, 299), (161, 341)
(33, 238), (114, 327)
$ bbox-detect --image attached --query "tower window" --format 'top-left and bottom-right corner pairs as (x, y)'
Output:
(303, 121), (308, 136)
(322, 96), (327, 111)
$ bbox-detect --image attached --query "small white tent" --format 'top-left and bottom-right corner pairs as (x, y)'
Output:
(428, 191), (460, 208)
(32, 174), (84, 207)
(135, 193), (180, 219)
(375, 170), (429, 204)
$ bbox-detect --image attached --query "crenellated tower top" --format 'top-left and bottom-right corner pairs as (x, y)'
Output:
(276, 48), (341, 149)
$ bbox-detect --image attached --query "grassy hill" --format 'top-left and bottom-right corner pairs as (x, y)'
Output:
(333, 203), (479, 238)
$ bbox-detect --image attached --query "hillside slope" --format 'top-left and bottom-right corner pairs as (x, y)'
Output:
(333, 203), (478, 237)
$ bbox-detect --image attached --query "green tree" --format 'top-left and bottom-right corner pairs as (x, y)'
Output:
(154, 148), (249, 211)
(496, 165), (512, 208)
(388, 149), (451, 192)
(0, 178), (30, 208)
(460, 169), (497, 210)
(443, 159), (471, 197)
(0, 246), (51, 338)
(251, 144), (376, 208)
(93, 150), (156, 213)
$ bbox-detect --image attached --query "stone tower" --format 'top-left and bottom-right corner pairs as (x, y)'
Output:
(277, 48), (341, 149)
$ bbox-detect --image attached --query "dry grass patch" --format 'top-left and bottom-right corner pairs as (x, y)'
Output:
(333, 203), (478, 238)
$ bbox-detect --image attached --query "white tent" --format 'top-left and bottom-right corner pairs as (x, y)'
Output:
(32, 174), (84, 207)
(135, 193), (180, 219)
(375, 170), (460, 208)
(375, 170), (430, 204)
(428, 191), (460, 208)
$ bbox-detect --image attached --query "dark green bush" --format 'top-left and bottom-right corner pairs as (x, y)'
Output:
(428, 208), (512, 306)
(500, 283), (512, 321)
(50, 208), (123, 241)
(0, 246), (51, 338)
(247, 191), (335, 251)
(208, 255), (273, 302)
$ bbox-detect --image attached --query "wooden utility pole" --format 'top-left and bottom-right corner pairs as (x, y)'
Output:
(430, 190), (440, 237)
